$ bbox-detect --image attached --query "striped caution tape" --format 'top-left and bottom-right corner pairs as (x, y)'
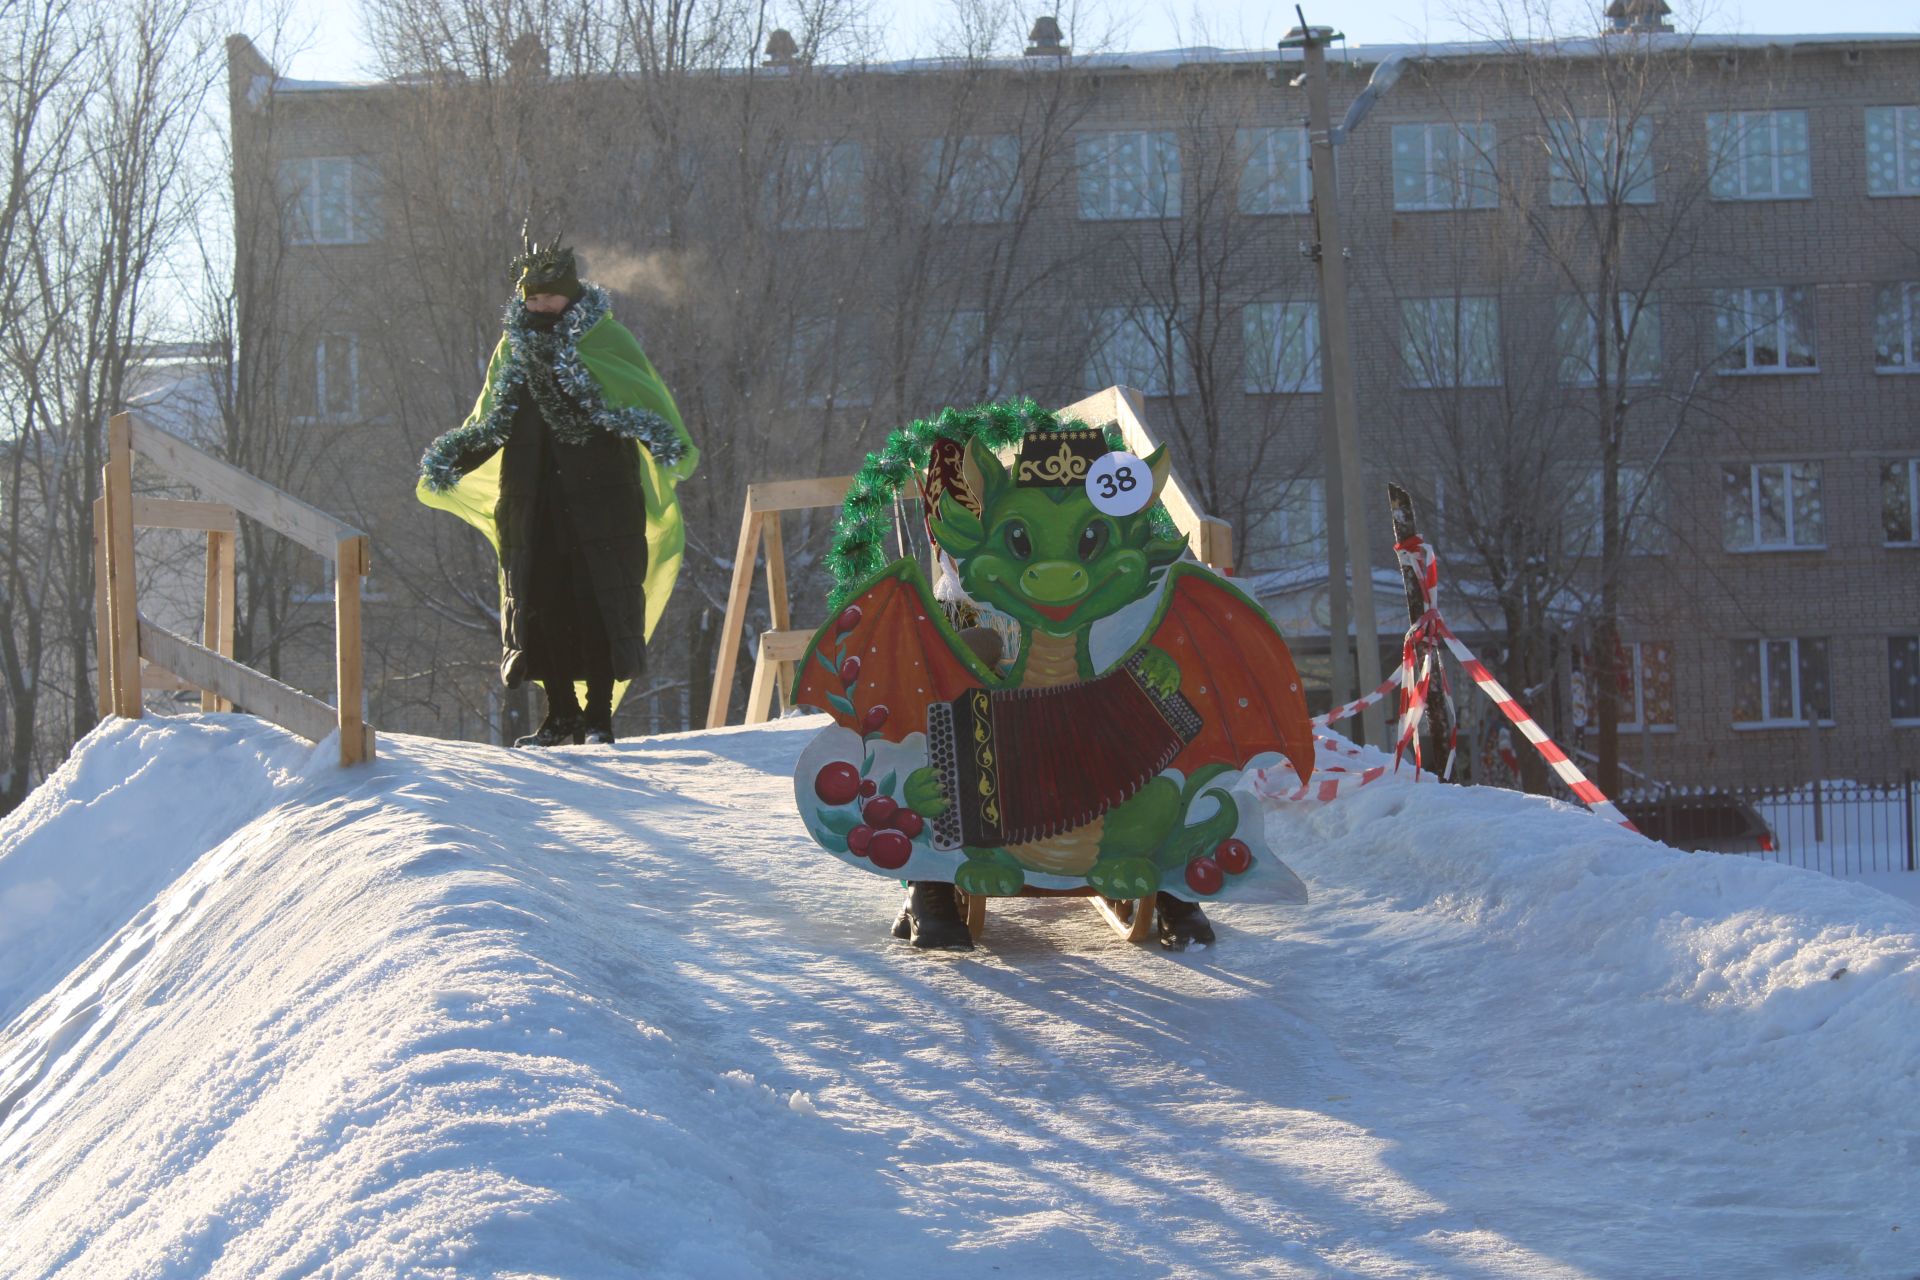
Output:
(1312, 669), (1404, 728)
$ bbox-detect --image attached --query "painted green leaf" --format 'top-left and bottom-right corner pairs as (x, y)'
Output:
(877, 770), (897, 797)
(818, 808), (859, 837)
(826, 691), (856, 718)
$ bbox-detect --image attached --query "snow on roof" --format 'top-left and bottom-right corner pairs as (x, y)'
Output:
(267, 29), (1920, 92)
(2, 714), (1915, 1273)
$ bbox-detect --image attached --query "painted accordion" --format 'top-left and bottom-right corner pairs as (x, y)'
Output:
(926, 650), (1203, 850)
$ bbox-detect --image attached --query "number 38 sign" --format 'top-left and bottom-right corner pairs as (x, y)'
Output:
(1084, 451), (1152, 517)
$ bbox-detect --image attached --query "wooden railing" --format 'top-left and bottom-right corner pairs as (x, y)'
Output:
(704, 385), (1233, 729)
(94, 412), (376, 765)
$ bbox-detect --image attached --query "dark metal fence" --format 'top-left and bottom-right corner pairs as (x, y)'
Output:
(1610, 773), (1919, 878)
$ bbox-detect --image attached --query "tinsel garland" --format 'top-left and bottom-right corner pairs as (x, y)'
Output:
(825, 397), (1182, 612)
(419, 284), (684, 493)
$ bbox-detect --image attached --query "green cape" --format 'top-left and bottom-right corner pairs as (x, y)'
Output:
(417, 310), (699, 707)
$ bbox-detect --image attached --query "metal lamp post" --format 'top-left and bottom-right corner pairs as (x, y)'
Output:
(1278, 16), (1398, 748)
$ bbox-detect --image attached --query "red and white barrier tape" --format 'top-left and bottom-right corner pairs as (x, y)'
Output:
(1312, 669), (1403, 728)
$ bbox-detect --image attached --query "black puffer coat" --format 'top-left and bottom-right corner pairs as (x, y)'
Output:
(494, 393), (650, 687)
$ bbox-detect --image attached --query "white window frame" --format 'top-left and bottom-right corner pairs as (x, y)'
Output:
(775, 140), (865, 231)
(922, 134), (1020, 224)
(1891, 634), (1920, 725)
(1088, 306), (1188, 396)
(1732, 636), (1833, 728)
(281, 156), (379, 246)
(1242, 301), (1321, 393)
(1246, 477), (1327, 571)
(1865, 105), (1920, 197)
(1548, 117), (1656, 206)
(1885, 458), (1920, 546)
(1569, 464), (1668, 557)
(1873, 282), (1920, 372)
(1619, 640), (1678, 733)
(1399, 296), (1501, 388)
(1714, 286), (1817, 374)
(1077, 131), (1180, 221)
(1237, 127), (1310, 214)
(315, 333), (359, 421)
(1555, 293), (1660, 387)
(1707, 109), (1812, 201)
(1722, 461), (1825, 551)
(1390, 122), (1498, 211)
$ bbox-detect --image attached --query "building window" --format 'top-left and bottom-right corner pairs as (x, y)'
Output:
(1243, 301), (1320, 393)
(1732, 636), (1831, 726)
(1078, 131), (1180, 220)
(774, 140), (864, 230)
(1237, 127), (1310, 214)
(1088, 306), (1187, 396)
(1873, 282), (1920, 371)
(290, 333), (359, 420)
(1391, 122), (1497, 210)
(1707, 110), (1811, 200)
(922, 309), (1008, 404)
(1621, 640), (1677, 731)
(1892, 636), (1920, 722)
(785, 315), (871, 407)
(1548, 117), (1656, 205)
(1555, 294), (1660, 386)
(1399, 296), (1501, 388)
(1247, 478), (1326, 570)
(1865, 105), (1920, 197)
(1569, 465), (1669, 555)
(279, 157), (381, 245)
(1722, 461), (1824, 551)
(921, 134), (1020, 224)
(1713, 286), (1816, 372)
(1885, 458), (1920, 545)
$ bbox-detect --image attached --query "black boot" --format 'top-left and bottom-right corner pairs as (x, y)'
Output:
(516, 682), (584, 748)
(1155, 892), (1216, 951)
(583, 678), (615, 745)
(894, 882), (974, 951)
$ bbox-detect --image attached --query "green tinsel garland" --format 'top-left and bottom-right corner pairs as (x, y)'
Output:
(825, 397), (1182, 611)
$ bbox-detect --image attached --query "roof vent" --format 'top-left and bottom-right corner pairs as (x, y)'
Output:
(1842, 48), (1864, 67)
(1603, 0), (1673, 33)
(765, 28), (799, 67)
(1025, 16), (1069, 57)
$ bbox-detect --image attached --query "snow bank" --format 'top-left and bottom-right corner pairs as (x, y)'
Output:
(0, 715), (1915, 1279)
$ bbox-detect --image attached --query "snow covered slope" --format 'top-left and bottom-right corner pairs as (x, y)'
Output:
(1, 715), (1916, 1279)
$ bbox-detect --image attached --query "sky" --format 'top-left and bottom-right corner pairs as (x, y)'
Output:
(272, 0), (1918, 80)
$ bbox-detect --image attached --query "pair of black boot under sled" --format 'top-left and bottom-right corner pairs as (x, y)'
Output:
(892, 882), (1216, 953)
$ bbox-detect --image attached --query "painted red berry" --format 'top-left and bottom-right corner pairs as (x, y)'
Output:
(867, 830), (912, 870)
(1185, 856), (1224, 896)
(836, 606), (862, 633)
(1215, 838), (1252, 875)
(892, 809), (924, 839)
(846, 824), (873, 856)
(863, 704), (890, 733)
(862, 796), (898, 828)
(814, 761), (861, 806)
(839, 656), (861, 684)
(859, 779), (878, 798)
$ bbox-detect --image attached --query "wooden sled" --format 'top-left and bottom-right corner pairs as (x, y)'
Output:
(952, 885), (1156, 945)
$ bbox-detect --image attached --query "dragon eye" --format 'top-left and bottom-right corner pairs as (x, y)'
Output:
(1077, 520), (1110, 562)
(1005, 521), (1032, 560)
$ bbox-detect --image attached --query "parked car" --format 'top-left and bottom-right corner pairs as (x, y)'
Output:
(1616, 790), (1776, 855)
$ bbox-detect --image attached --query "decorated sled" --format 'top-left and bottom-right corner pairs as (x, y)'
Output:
(788, 390), (1318, 945)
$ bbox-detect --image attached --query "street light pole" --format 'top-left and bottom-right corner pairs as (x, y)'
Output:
(1284, 18), (1386, 748)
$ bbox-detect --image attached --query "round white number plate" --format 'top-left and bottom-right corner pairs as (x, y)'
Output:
(1085, 451), (1151, 516)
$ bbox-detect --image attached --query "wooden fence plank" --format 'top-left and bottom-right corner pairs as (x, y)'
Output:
(706, 502), (763, 729)
(334, 536), (366, 766)
(103, 416), (142, 719)
(138, 616), (335, 742)
(746, 475), (854, 515)
(128, 417), (363, 560)
(133, 497), (237, 533)
(92, 497), (111, 719)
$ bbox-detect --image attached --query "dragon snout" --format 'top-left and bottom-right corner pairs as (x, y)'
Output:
(1020, 561), (1088, 605)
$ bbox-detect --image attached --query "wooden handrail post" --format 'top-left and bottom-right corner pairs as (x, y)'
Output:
(706, 492), (763, 729)
(335, 535), (368, 765)
(202, 529), (236, 713)
(102, 414), (142, 720)
(92, 497), (112, 720)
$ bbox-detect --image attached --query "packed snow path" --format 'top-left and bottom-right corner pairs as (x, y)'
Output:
(1, 717), (1916, 1280)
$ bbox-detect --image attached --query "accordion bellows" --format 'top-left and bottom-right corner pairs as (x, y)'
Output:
(927, 650), (1203, 850)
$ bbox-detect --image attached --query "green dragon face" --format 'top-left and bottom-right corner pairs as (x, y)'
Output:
(931, 436), (1187, 636)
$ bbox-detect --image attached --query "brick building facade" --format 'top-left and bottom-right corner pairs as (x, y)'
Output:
(225, 26), (1920, 787)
